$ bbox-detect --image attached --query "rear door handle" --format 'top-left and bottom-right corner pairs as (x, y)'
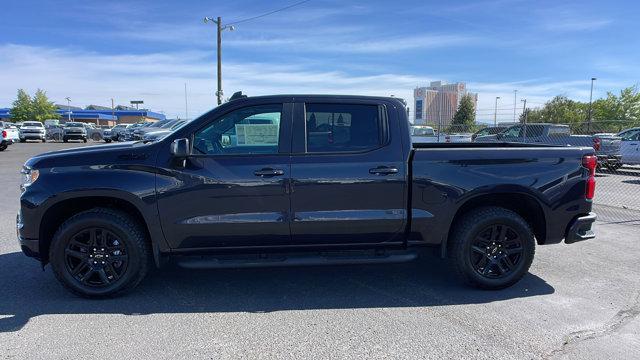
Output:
(369, 166), (399, 175)
(254, 168), (285, 177)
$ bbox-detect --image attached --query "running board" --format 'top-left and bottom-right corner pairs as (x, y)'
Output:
(175, 251), (418, 269)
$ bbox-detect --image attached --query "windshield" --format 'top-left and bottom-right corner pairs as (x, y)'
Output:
(64, 123), (84, 128)
(23, 122), (43, 127)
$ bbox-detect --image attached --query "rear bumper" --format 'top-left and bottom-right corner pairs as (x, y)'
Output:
(565, 212), (597, 244)
(597, 154), (622, 166)
(63, 133), (86, 139)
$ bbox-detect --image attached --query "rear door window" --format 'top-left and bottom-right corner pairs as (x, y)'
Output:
(305, 103), (384, 153)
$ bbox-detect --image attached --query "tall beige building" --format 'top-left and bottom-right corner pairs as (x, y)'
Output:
(413, 81), (477, 126)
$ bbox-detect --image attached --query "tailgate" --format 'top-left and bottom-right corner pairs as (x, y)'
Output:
(595, 136), (621, 154)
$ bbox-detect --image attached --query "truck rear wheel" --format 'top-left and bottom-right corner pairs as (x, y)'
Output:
(49, 208), (151, 298)
(449, 207), (535, 290)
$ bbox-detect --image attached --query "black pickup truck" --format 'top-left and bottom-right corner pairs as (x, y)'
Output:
(18, 94), (597, 298)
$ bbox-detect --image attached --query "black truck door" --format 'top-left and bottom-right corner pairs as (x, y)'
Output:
(156, 102), (293, 250)
(288, 100), (407, 245)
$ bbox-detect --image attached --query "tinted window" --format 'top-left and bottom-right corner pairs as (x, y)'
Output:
(193, 104), (282, 155)
(547, 126), (570, 136)
(305, 103), (382, 153)
(619, 129), (640, 141)
(524, 125), (545, 137)
(502, 126), (522, 138)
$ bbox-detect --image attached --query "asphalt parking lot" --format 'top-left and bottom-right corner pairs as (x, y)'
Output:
(0, 142), (638, 359)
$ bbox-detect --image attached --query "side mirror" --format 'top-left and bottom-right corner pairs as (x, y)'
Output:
(170, 138), (190, 158)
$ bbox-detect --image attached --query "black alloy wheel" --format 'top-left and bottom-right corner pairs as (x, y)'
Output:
(470, 224), (524, 279)
(64, 227), (129, 287)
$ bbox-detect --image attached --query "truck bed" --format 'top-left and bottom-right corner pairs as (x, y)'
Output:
(412, 142), (555, 149)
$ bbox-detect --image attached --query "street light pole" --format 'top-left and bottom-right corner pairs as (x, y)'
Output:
(65, 97), (71, 122)
(587, 77), (596, 132)
(494, 96), (501, 127)
(204, 17), (235, 106)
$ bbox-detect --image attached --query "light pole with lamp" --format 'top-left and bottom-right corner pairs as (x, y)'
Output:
(204, 17), (235, 106)
(65, 97), (72, 122)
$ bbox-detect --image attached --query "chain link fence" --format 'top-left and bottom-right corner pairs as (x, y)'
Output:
(411, 120), (640, 225)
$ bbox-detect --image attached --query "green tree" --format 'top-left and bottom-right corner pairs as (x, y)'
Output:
(10, 89), (33, 122)
(31, 89), (59, 122)
(452, 94), (476, 128)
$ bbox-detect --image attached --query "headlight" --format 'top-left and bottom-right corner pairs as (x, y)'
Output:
(20, 166), (39, 189)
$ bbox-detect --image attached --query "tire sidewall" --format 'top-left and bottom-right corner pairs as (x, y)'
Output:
(50, 213), (144, 297)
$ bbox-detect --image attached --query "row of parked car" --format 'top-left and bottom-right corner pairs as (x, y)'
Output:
(105, 118), (187, 143)
(410, 123), (640, 168)
(0, 118), (188, 151)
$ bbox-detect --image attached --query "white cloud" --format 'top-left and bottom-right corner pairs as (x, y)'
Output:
(0, 43), (629, 122)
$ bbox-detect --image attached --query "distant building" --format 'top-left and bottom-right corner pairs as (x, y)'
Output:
(0, 107), (165, 126)
(413, 81), (478, 126)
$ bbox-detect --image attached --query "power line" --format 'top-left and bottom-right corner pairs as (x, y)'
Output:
(226, 0), (312, 26)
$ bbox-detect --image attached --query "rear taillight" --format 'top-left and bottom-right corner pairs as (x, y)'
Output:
(2, 130), (6, 139)
(592, 137), (601, 151)
(582, 155), (597, 200)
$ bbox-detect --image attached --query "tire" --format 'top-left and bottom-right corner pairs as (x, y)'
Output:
(49, 208), (151, 298)
(83, 138), (87, 143)
(42, 138), (47, 143)
(448, 207), (535, 290)
(20, 139), (26, 143)
(63, 138), (68, 143)
(0, 144), (6, 151)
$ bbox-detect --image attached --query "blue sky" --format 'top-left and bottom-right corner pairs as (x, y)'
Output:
(1, 0), (638, 122)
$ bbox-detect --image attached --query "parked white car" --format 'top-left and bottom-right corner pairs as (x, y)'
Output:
(617, 127), (640, 165)
(410, 125), (438, 143)
(442, 133), (473, 143)
(19, 121), (47, 142)
(0, 121), (20, 151)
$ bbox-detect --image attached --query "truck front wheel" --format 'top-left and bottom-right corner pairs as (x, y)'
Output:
(49, 208), (151, 298)
(449, 207), (535, 290)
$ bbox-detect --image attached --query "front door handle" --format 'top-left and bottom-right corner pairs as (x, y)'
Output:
(369, 166), (399, 175)
(254, 168), (285, 177)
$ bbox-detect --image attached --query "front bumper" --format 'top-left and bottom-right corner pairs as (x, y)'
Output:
(17, 212), (40, 259)
(565, 212), (597, 244)
(20, 133), (45, 140)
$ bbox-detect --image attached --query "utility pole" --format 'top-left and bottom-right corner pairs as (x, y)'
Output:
(65, 97), (71, 122)
(521, 99), (527, 140)
(184, 83), (189, 120)
(204, 17), (235, 106)
(587, 77), (596, 132)
(513, 90), (518, 122)
(494, 96), (501, 127)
